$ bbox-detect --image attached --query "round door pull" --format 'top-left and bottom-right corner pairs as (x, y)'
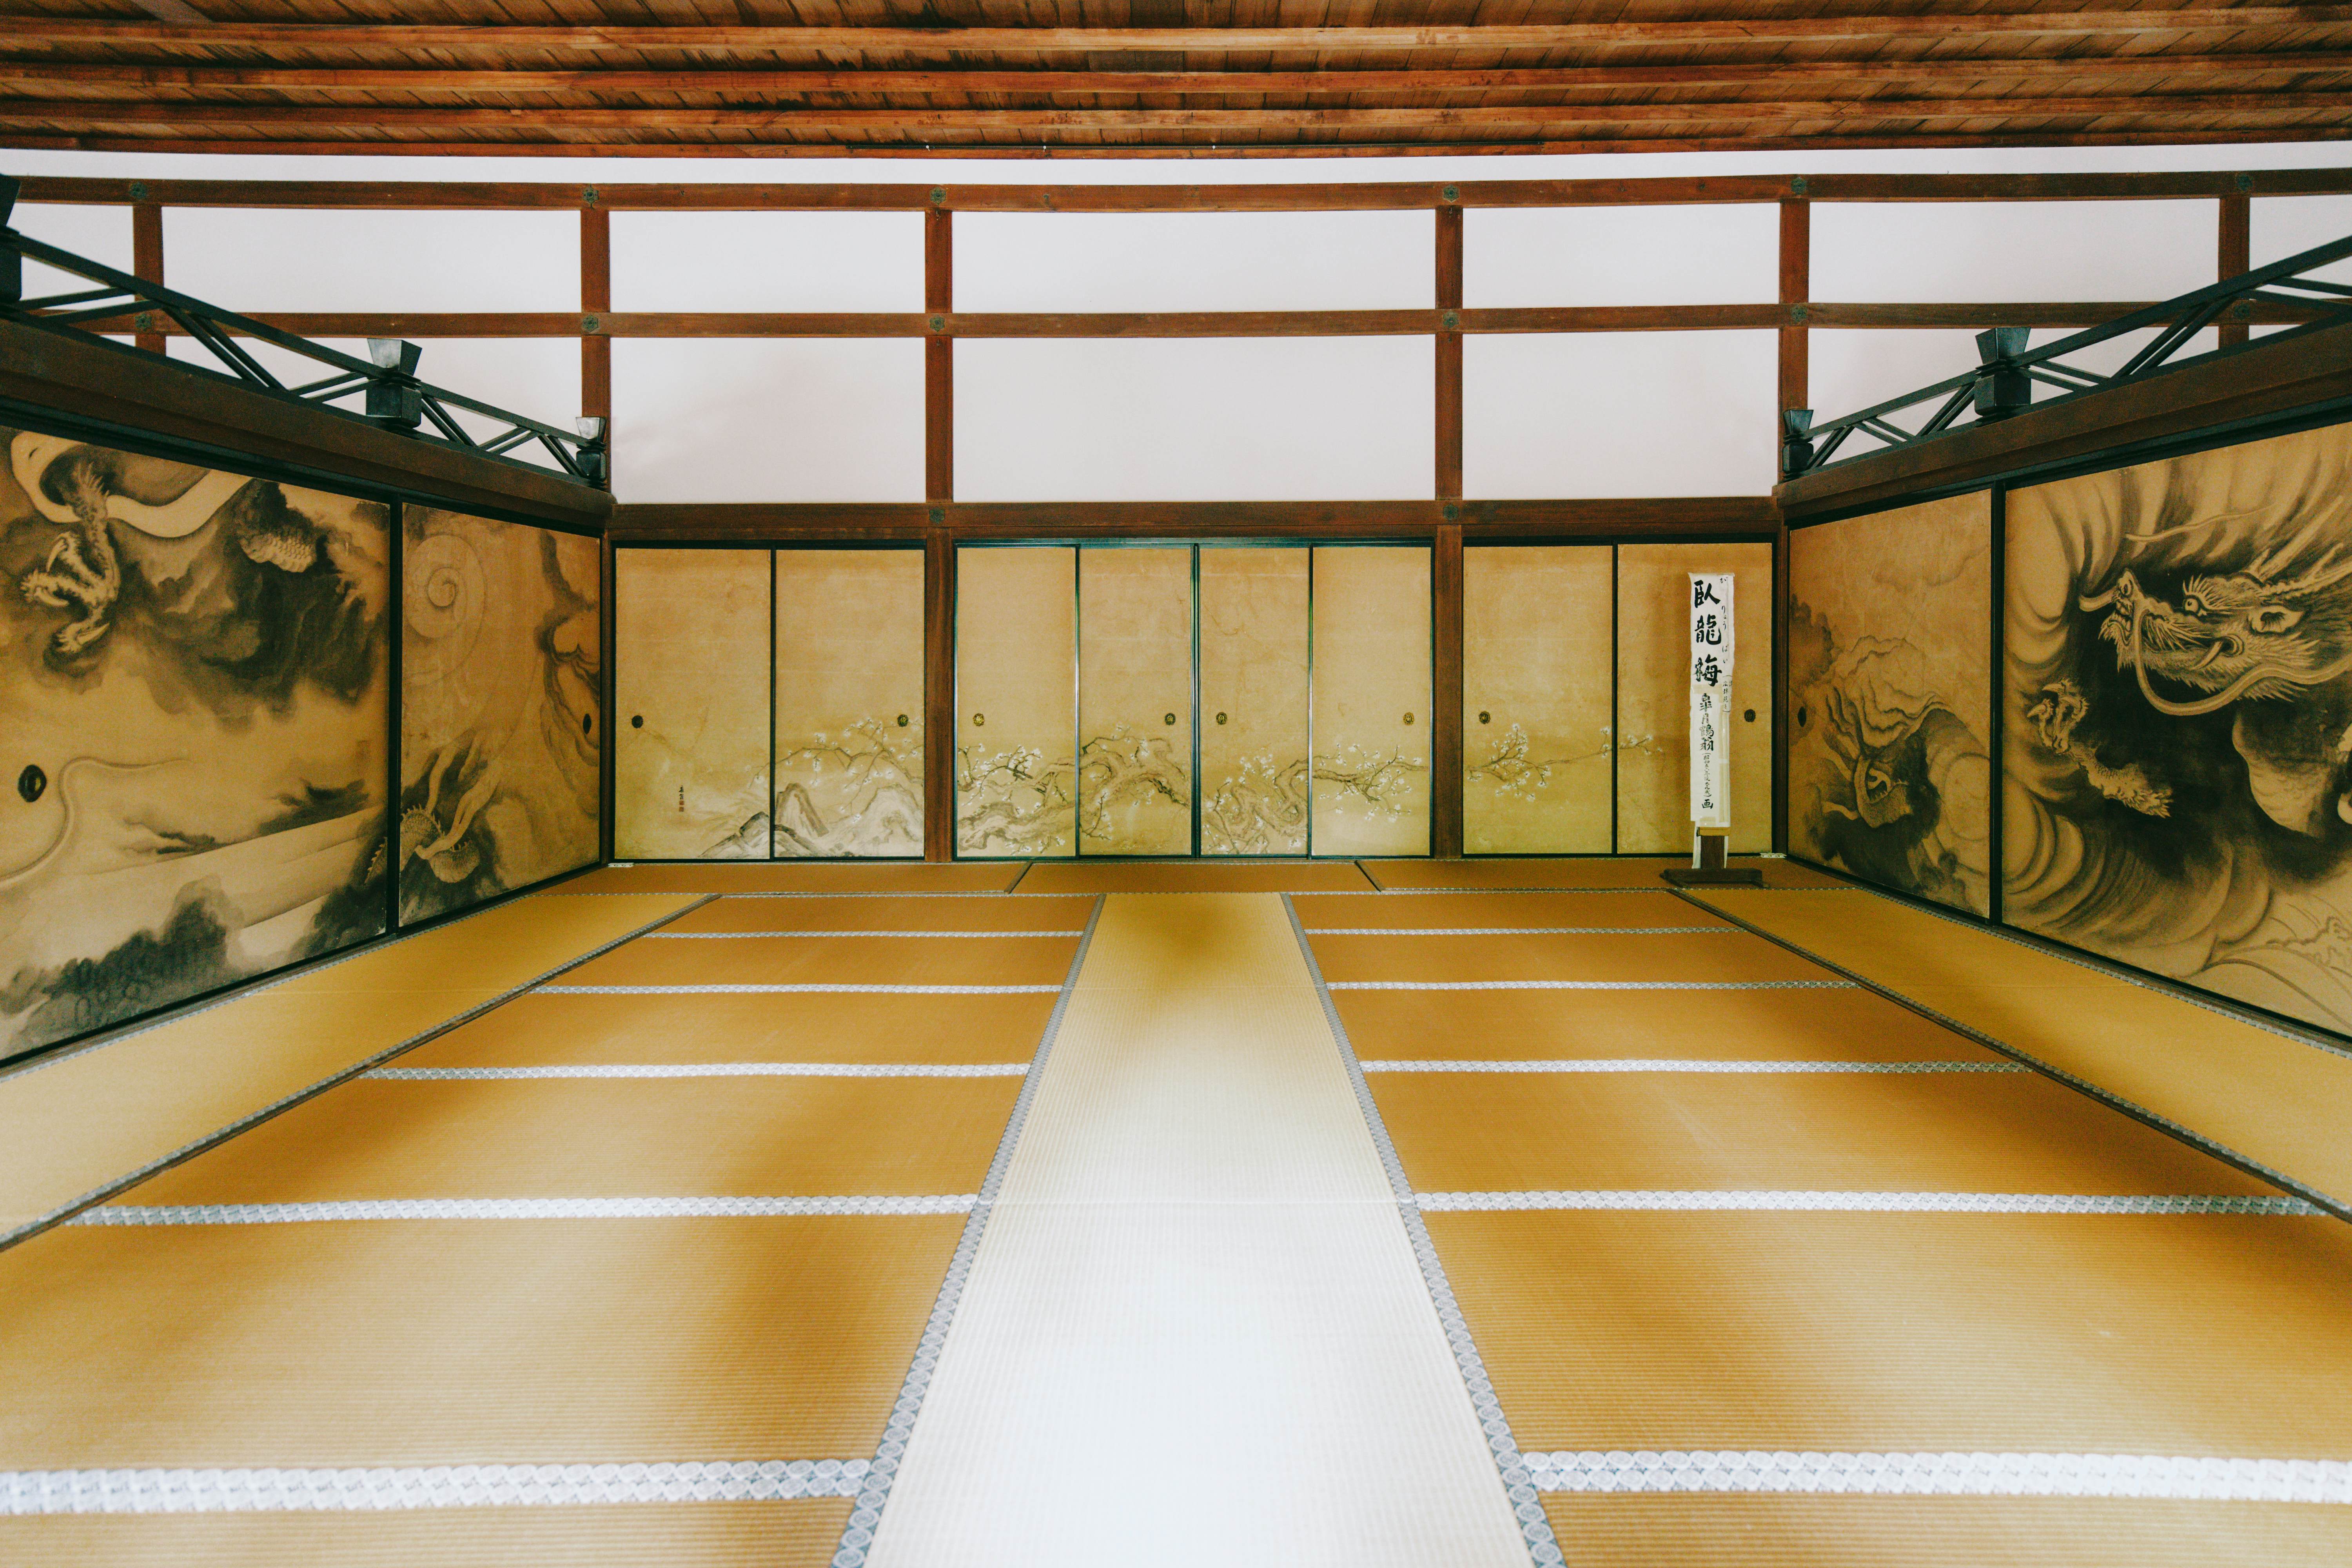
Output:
(1215, 711), (1228, 725)
(897, 713), (911, 726)
(1743, 708), (1756, 722)
(1163, 712), (1177, 725)
(1477, 710), (1491, 724)
(972, 713), (985, 727)
(1403, 712), (1416, 725)
(630, 714), (644, 729)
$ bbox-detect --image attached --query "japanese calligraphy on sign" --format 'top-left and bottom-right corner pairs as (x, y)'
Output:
(1688, 573), (1735, 830)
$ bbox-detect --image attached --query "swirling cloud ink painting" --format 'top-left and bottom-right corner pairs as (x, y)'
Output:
(2006, 420), (2352, 1034)
(0, 428), (390, 1054)
(1789, 494), (1994, 916)
(398, 507), (601, 922)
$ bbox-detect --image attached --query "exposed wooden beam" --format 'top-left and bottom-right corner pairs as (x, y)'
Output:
(14, 128), (2352, 163)
(580, 205), (610, 474)
(12, 53), (2352, 94)
(7, 13), (2349, 51)
(1779, 200), (1809, 432)
(1435, 206), (1463, 502)
(925, 208), (952, 503)
(4, 93), (2342, 131)
(21, 171), (2352, 214)
(2219, 192), (2252, 347)
(130, 200), (163, 356)
(63, 300), (2332, 341)
(124, 0), (214, 22)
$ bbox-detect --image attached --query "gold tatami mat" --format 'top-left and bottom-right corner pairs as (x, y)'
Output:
(561, 933), (1077, 989)
(1537, 1495), (2352, 1568)
(0, 1215), (962, 1466)
(1292, 889), (1733, 930)
(1361, 857), (1846, 890)
(125, 1077), (1018, 1203)
(867, 895), (1530, 1567)
(1429, 1211), (2352, 1456)
(1697, 887), (2352, 1206)
(568, 863), (1024, 893)
(1309, 929), (1837, 985)
(1332, 986), (1995, 1063)
(0, 1502), (857, 1568)
(1374, 1069), (2276, 1195)
(0, 892), (697, 1234)
(407, 992), (1055, 1068)
(1013, 860), (1378, 894)
(667, 895), (1096, 934)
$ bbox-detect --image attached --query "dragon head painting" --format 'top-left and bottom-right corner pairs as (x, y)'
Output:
(2005, 419), (2352, 1033)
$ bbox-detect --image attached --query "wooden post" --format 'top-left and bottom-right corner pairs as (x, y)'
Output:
(580, 204), (612, 483)
(1777, 199), (1810, 429)
(923, 528), (956, 862)
(131, 201), (163, 355)
(926, 208), (954, 502)
(599, 532), (617, 864)
(1434, 203), (1464, 500)
(1772, 517), (1791, 854)
(1432, 522), (1465, 859)
(2219, 192), (2251, 348)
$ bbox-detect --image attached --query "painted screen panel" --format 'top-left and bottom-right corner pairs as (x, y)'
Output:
(399, 508), (601, 924)
(0, 428), (389, 1054)
(1789, 494), (1992, 915)
(613, 548), (770, 859)
(1616, 543), (1773, 853)
(1463, 545), (1614, 855)
(773, 548), (925, 858)
(2005, 419), (2352, 1034)
(1311, 546), (1432, 857)
(956, 546), (1076, 858)
(1200, 548), (1310, 856)
(1078, 547), (1193, 856)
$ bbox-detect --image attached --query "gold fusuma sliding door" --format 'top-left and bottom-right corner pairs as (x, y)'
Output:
(1310, 546), (1433, 858)
(1198, 548), (1311, 855)
(613, 548), (771, 859)
(1462, 545), (1615, 854)
(1077, 547), (1195, 856)
(771, 548), (926, 858)
(956, 546), (1078, 858)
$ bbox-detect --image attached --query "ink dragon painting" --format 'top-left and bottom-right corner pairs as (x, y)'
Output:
(1788, 494), (1994, 915)
(0, 425), (389, 1055)
(398, 507), (601, 923)
(2005, 419), (2352, 1033)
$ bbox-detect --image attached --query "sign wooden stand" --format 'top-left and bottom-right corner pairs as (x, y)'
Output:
(1663, 826), (1762, 886)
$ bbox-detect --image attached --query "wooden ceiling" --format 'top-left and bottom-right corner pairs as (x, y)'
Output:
(1, 3), (2348, 160)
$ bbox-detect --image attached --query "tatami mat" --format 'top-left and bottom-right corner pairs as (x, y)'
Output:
(561, 933), (1078, 989)
(1012, 860), (1377, 894)
(405, 992), (1054, 1069)
(0, 1503), (858, 1568)
(1309, 929), (1839, 985)
(0, 892), (699, 1235)
(868, 894), (1530, 1567)
(1374, 1069), (2276, 1196)
(0, 1216), (962, 1466)
(1536, 1495), (2352, 1568)
(1361, 857), (1846, 890)
(1697, 888), (2352, 1206)
(1332, 986), (2002, 1063)
(1292, 889), (1733, 930)
(1431, 1211), (2352, 1455)
(568, 864), (1024, 894)
(124, 1076), (1018, 1203)
(666, 896), (1095, 934)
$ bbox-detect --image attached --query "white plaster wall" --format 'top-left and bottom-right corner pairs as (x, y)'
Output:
(7, 141), (2350, 502)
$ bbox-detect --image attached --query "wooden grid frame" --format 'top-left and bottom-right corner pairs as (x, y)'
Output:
(26, 166), (2348, 862)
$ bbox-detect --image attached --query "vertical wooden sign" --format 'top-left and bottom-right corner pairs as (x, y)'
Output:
(1688, 572), (1734, 835)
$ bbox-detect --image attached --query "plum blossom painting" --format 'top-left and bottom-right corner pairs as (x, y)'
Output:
(2006, 419), (2352, 1034)
(0, 425), (389, 1055)
(1789, 493), (1994, 915)
(398, 506), (601, 922)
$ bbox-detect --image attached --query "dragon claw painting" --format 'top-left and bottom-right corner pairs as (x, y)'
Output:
(2005, 419), (2352, 1034)
(0, 426), (390, 1055)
